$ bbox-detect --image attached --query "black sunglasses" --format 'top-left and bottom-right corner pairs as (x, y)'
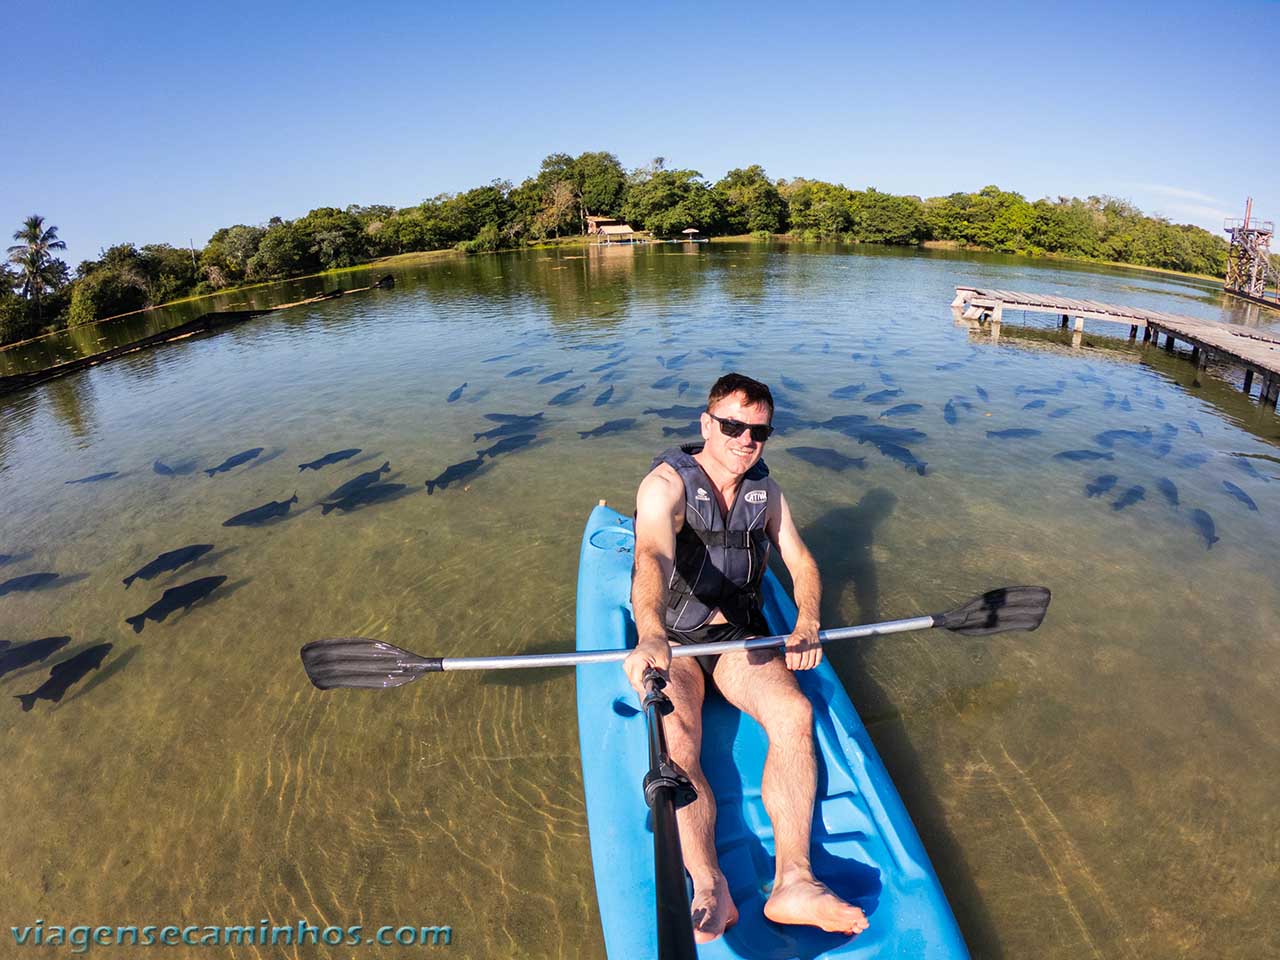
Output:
(707, 412), (774, 443)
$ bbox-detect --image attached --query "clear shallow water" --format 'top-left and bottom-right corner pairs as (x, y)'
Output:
(1, 243), (1277, 959)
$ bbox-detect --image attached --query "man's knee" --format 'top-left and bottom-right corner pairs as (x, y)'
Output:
(760, 688), (814, 739)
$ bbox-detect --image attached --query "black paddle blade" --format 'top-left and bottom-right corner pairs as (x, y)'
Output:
(300, 638), (442, 690)
(932, 586), (1051, 636)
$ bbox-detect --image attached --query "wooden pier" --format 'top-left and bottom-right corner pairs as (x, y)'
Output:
(951, 285), (1280, 410)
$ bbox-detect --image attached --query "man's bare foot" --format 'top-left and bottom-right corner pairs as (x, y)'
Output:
(764, 876), (868, 935)
(689, 873), (739, 943)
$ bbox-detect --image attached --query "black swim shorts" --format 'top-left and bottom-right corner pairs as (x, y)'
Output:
(666, 614), (771, 679)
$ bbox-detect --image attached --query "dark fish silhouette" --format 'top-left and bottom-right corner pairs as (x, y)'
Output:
(644, 404), (704, 420)
(223, 494), (298, 527)
(484, 412), (542, 423)
(1095, 429), (1151, 448)
(1176, 452), (1210, 469)
(987, 429), (1041, 439)
(0, 572), (59, 597)
(1111, 486), (1145, 511)
(822, 342), (830, 353)
(830, 383), (865, 399)
(1151, 442), (1172, 459)
(664, 352), (689, 369)
(66, 472), (118, 484)
(153, 460), (176, 476)
(1047, 406), (1078, 419)
(478, 434), (536, 458)
(475, 415), (545, 441)
(1075, 372), (1108, 386)
(652, 374), (680, 389)
(1054, 450), (1114, 462)
(1153, 396), (1165, 410)
(482, 353), (515, 363)
(892, 348), (912, 357)
(327, 461), (391, 501)
(505, 365), (536, 378)
(538, 369), (573, 384)
(1156, 478), (1179, 507)
(1015, 381), (1066, 396)
(0, 636), (71, 679)
(1231, 457), (1270, 483)
(1189, 509), (1220, 549)
(770, 411), (818, 435)
(1186, 421), (1203, 436)
(123, 544), (214, 588)
(935, 362), (963, 371)
(321, 482), (407, 514)
(125, 576), (227, 633)
(943, 400), (958, 425)
(662, 420), (702, 438)
(1085, 475), (1118, 498)
(850, 352), (864, 361)
(447, 383), (467, 403)
(1103, 392), (1117, 409)
(298, 449), (360, 471)
(594, 386), (614, 407)
(598, 369), (627, 384)
(0, 554), (14, 566)
(1221, 481), (1258, 511)
(591, 358), (625, 373)
(1022, 400), (1047, 410)
(863, 389), (903, 404)
(975, 386), (989, 402)
(425, 458), (484, 494)
(16, 643), (112, 712)
(780, 377), (807, 392)
(205, 448), (264, 476)
(1159, 423), (1179, 439)
(785, 447), (866, 472)
(875, 442), (927, 476)
(579, 419), (638, 439)
(881, 403), (923, 418)
(548, 384), (586, 406)
(677, 381), (690, 396)
(1118, 396), (1132, 411)
(878, 372), (897, 387)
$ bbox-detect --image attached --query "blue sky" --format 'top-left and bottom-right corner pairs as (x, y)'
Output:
(3, 0), (1278, 262)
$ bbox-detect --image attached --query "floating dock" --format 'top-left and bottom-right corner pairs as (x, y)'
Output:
(951, 286), (1280, 410)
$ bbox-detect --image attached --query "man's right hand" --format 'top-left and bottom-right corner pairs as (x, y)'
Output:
(623, 636), (672, 695)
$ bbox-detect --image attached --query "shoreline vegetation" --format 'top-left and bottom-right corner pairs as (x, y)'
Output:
(6, 151), (1269, 347)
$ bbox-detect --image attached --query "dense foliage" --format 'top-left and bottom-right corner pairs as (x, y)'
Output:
(3, 152), (1255, 344)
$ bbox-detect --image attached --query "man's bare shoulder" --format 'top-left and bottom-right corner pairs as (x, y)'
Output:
(637, 463), (683, 514)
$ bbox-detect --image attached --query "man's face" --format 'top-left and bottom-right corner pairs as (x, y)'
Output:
(700, 391), (772, 478)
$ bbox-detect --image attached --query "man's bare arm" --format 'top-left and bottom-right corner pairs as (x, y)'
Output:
(623, 466), (683, 692)
(769, 491), (823, 670)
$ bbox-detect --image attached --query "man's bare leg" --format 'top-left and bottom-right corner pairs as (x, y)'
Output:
(663, 655), (739, 942)
(713, 649), (869, 936)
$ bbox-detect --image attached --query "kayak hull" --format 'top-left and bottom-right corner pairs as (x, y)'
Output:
(576, 504), (969, 959)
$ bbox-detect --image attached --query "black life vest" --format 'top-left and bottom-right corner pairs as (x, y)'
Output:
(651, 444), (780, 631)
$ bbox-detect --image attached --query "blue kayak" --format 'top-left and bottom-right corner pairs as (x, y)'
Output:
(576, 504), (969, 959)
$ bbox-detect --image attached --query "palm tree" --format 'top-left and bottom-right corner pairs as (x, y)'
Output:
(8, 215), (67, 322)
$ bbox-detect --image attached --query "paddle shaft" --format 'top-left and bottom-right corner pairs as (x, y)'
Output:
(429, 615), (938, 672)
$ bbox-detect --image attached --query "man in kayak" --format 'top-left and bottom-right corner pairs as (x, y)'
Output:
(623, 373), (869, 943)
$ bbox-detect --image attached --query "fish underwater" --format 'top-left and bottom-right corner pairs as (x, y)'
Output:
(881, 403), (923, 418)
(298, 449), (360, 471)
(780, 377), (807, 392)
(446, 383), (467, 403)
(477, 434), (536, 458)
(475, 414), (545, 441)
(505, 365), (536, 378)
(1156, 478), (1179, 507)
(538, 369), (573, 384)
(594, 386), (614, 407)
(123, 544), (214, 588)
(1189, 509), (1220, 549)
(1095, 429), (1151, 448)
(591, 358), (626, 373)
(321, 482), (408, 514)
(943, 400), (958, 425)
(1047, 406), (1079, 419)
(223, 494), (299, 527)
(326, 461), (391, 501)
(1231, 457), (1270, 483)
(664, 352), (690, 369)
(16, 643), (113, 712)
(482, 353), (515, 362)
(863, 389), (903, 404)
(1021, 400), (1046, 410)
(1054, 450), (1114, 462)
(125, 576), (227, 633)
(65, 472), (118, 484)
(651, 375), (681, 389)
(643, 404), (705, 420)
(975, 386), (989, 402)
(1221, 481), (1258, 511)
(0, 636), (72, 679)
(205, 448), (264, 477)
(579, 419), (638, 439)
(662, 420), (703, 438)
(1084, 475), (1118, 498)
(784, 447), (867, 472)
(830, 383), (865, 399)
(425, 458), (485, 494)
(548, 384), (586, 405)
(0, 572), (60, 597)
(1111, 486), (1145, 511)
(873, 441), (927, 476)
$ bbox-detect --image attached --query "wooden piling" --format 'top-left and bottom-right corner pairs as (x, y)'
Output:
(1243, 369), (1254, 395)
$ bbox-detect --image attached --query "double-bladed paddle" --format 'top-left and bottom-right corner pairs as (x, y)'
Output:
(300, 585), (1051, 690)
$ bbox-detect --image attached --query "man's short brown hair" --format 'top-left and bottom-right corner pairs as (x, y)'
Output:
(707, 373), (774, 421)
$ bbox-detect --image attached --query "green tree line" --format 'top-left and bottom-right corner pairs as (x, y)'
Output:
(2, 151), (1251, 345)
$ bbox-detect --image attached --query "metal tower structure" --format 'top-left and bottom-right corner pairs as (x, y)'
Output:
(1223, 197), (1277, 301)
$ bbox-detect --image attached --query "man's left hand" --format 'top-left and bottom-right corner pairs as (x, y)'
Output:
(784, 616), (822, 671)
